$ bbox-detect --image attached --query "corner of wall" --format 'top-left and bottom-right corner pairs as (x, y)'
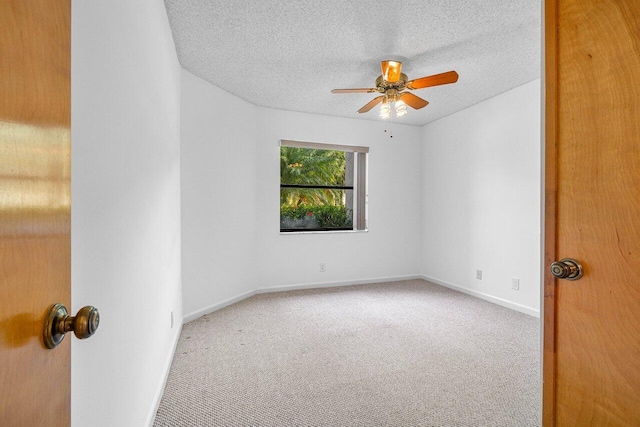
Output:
(145, 322), (183, 426)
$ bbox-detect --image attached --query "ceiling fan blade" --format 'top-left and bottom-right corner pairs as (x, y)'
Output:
(406, 71), (459, 90)
(381, 60), (402, 83)
(357, 96), (384, 113)
(399, 92), (429, 110)
(331, 88), (377, 94)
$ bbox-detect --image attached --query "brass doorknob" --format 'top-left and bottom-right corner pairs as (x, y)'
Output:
(550, 258), (584, 281)
(43, 303), (100, 349)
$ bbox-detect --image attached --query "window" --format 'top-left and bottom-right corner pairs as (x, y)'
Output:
(280, 140), (368, 232)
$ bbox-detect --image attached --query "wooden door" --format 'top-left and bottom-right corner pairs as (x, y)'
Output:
(0, 0), (71, 425)
(544, 0), (640, 425)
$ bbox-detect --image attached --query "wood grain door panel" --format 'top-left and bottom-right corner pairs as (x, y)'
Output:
(545, 0), (640, 425)
(0, 0), (71, 425)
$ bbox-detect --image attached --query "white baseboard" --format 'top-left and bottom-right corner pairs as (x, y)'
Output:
(183, 289), (256, 323)
(181, 273), (538, 326)
(182, 275), (422, 324)
(420, 274), (540, 318)
(256, 274), (422, 294)
(145, 322), (183, 427)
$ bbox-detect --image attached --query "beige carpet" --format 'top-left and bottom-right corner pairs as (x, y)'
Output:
(154, 279), (540, 426)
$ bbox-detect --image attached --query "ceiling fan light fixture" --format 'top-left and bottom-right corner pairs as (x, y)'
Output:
(395, 99), (407, 117)
(379, 102), (391, 119)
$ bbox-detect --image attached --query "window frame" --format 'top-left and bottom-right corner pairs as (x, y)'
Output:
(279, 139), (368, 233)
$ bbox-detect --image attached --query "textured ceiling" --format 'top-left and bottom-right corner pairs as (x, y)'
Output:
(163, 0), (541, 126)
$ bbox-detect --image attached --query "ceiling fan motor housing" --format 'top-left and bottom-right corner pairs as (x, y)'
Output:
(375, 73), (408, 96)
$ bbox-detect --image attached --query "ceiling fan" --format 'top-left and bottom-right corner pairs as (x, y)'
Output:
(331, 60), (459, 118)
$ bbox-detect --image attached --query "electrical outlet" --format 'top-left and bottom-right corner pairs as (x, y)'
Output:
(476, 270), (482, 280)
(511, 278), (520, 290)
(171, 311), (174, 328)
(320, 263), (326, 272)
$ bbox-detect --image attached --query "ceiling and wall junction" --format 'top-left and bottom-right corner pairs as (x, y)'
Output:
(163, 0), (541, 126)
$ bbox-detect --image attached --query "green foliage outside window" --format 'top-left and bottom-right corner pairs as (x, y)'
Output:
(280, 146), (353, 230)
(280, 205), (352, 229)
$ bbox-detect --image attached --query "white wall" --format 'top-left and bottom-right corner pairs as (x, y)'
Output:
(421, 79), (541, 315)
(181, 70), (258, 318)
(71, 1), (182, 426)
(255, 109), (424, 289)
(181, 69), (424, 319)
(180, 73), (541, 320)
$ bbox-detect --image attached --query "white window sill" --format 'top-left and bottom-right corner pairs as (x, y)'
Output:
(279, 229), (368, 235)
